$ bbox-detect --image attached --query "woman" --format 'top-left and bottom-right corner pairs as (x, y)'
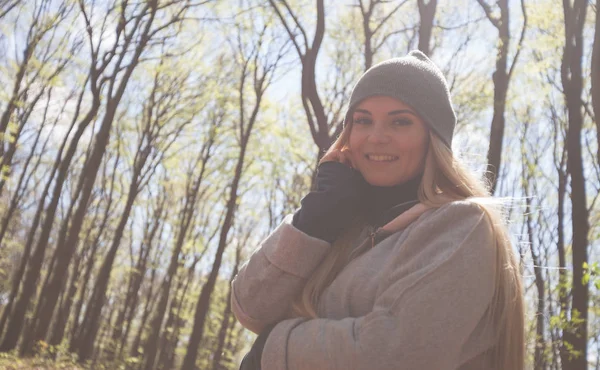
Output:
(232, 50), (524, 370)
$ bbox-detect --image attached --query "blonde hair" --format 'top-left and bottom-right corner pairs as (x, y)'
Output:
(290, 126), (525, 370)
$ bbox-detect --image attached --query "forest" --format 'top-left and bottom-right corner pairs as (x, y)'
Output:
(0, 0), (598, 369)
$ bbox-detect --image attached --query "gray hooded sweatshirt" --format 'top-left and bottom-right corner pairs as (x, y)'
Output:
(231, 200), (498, 370)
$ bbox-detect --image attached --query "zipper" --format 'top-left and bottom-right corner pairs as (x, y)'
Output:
(368, 226), (377, 248)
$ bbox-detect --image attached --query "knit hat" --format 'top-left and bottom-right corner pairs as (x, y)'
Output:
(343, 50), (456, 148)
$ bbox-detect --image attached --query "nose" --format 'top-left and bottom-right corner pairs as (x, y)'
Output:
(367, 123), (391, 144)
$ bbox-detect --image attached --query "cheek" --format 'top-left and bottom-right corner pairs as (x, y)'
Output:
(348, 129), (359, 146)
(397, 134), (429, 166)
(397, 135), (426, 154)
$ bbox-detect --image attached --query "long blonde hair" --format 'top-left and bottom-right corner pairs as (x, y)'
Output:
(290, 126), (525, 370)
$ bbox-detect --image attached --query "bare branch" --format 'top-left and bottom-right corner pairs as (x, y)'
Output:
(475, 0), (500, 29)
(371, 0), (410, 36)
(507, 0), (527, 81)
(268, 0), (304, 58)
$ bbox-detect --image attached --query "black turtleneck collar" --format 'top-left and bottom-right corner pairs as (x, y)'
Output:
(363, 174), (422, 228)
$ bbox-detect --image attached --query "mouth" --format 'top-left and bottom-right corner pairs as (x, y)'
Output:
(365, 153), (399, 162)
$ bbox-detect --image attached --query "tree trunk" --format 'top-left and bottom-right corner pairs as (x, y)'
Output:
(0, 97), (101, 352)
(156, 282), (182, 370)
(560, 1), (589, 368)
(142, 148), (211, 370)
(181, 49), (266, 366)
(29, 4), (163, 352)
(68, 161), (117, 353)
(520, 121), (547, 369)
(75, 176), (140, 362)
(129, 266), (158, 360)
(47, 203), (105, 347)
(476, 0), (510, 193)
(417, 0), (437, 56)
(592, 0), (600, 164)
(108, 237), (152, 360)
(212, 244), (242, 370)
(118, 212), (163, 359)
(526, 197), (546, 369)
(360, 1), (374, 71)
(47, 243), (85, 347)
(20, 142), (91, 355)
(143, 255), (182, 370)
(0, 24), (37, 162)
(0, 85), (50, 195)
(269, 0), (330, 155)
(552, 105), (569, 370)
(181, 134), (250, 369)
(0, 91), (78, 337)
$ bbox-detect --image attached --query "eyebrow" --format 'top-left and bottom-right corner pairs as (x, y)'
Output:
(354, 108), (417, 116)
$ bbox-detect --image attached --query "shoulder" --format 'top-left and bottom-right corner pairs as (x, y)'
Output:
(415, 199), (494, 236)
(428, 199), (489, 220)
(379, 199), (498, 302)
(394, 199), (496, 264)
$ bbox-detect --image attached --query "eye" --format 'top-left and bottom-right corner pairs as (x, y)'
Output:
(353, 117), (372, 125)
(393, 118), (413, 126)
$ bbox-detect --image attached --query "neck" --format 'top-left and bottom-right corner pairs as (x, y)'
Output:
(364, 174), (421, 227)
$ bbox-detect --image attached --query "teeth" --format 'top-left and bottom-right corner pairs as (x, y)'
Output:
(367, 154), (398, 161)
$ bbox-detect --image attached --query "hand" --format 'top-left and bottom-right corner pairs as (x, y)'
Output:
(319, 147), (355, 169)
(292, 159), (368, 243)
(238, 323), (276, 370)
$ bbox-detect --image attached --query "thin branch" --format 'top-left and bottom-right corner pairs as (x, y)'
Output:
(280, 0), (309, 49)
(371, 0), (410, 36)
(507, 0), (527, 81)
(268, 0), (304, 58)
(475, 0), (500, 29)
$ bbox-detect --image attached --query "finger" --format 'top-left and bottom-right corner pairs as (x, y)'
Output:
(340, 149), (355, 168)
(320, 149), (341, 164)
(338, 151), (350, 167)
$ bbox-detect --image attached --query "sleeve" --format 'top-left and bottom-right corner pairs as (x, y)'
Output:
(231, 214), (331, 334)
(260, 201), (497, 370)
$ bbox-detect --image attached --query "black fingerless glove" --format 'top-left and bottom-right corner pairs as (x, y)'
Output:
(238, 323), (276, 370)
(292, 161), (368, 243)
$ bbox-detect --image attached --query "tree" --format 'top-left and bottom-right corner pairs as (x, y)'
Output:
(0, 85), (80, 336)
(71, 61), (194, 362)
(0, 0), (131, 350)
(354, 0), (411, 70)
(560, 0), (590, 368)
(67, 153), (122, 354)
(592, 0), (599, 164)
(476, 0), (527, 193)
(417, 0), (437, 56)
(519, 109), (550, 370)
(211, 225), (248, 370)
(0, 0), (75, 196)
(268, 0), (333, 159)
(181, 10), (287, 368)
(141, 93), (219, 370)
(108, 190), (166, 359)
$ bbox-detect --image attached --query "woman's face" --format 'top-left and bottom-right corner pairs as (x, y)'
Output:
(348, 96), (429, 187)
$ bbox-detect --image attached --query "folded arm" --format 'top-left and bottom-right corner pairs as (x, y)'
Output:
(261, 202), (497, 370)
(231, 215), (331, 334)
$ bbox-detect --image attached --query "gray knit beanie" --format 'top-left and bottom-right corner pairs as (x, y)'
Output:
(344, 50), (456, 148)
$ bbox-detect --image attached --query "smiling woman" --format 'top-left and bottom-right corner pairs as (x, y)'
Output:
(232, 51), (525, 370)
(348, 96), (430, 186)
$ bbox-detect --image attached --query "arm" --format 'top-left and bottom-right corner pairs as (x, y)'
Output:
(232, 161), (367, 334)
(261, 201), (497, 370)
(231, 216), (331, 334)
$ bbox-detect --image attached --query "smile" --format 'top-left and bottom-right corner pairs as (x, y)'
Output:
(365, 154), (399, 162)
